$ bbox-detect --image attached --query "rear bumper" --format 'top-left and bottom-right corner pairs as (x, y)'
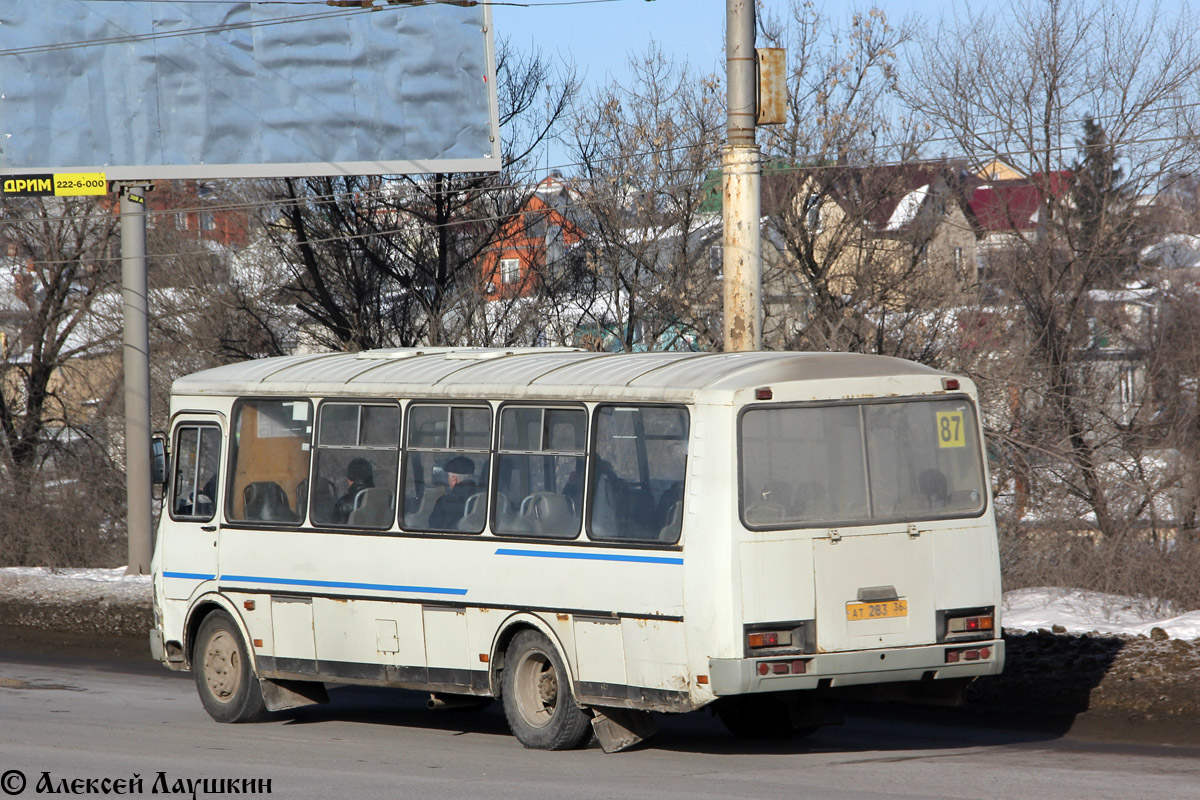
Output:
(708, 639), (1004, 696)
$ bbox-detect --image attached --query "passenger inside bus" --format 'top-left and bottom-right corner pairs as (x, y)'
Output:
(428, 456), (477, 530)
(335, 458), (375, 523)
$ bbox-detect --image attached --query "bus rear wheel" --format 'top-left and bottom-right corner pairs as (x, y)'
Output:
(501, 630), (592, 750)
(193, 610), (266, 723)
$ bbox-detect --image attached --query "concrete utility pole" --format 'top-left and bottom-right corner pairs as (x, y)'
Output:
(119, 183), (153, 576)
(722, 0), (762, 352)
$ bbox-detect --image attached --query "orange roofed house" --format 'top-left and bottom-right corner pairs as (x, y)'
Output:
(482, 174), (584, 300)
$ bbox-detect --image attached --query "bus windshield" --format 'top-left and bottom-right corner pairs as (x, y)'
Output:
(740, 398), (986, 528)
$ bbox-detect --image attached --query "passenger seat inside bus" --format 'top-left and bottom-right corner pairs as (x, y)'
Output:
(242, 481), (296, 522)
(519, 491), (576, 536)
(348, 487), (394, 528)
(458, 492), (487, 531)
(297, 477), (338, 525)
(404, 485), (445, 529)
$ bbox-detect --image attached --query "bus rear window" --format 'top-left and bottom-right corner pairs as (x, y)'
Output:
(740, 399), (985, 528)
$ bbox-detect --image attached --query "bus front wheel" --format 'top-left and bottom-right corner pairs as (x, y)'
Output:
(501, 630), (592, 750)
(193, 610), (266, 723)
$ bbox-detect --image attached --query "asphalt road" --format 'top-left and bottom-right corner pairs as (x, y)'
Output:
(1, 648), (1199, 800)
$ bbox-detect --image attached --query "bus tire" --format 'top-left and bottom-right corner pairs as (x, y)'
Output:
(193, 610), (266, 723)
(715, 695), (816, 739)
(501, 630), (591, 750)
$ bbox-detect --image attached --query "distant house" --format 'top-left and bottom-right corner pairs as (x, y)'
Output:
(762, 163), (980, 312)
(482, 174), (584, 301)
(147, 180), (251, 251)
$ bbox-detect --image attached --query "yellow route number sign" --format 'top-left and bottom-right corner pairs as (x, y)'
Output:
(1, 172), (108, 197)
(935, 410), (966, 448)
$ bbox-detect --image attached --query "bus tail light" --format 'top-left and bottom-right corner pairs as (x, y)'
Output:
(756, 659), (809, 676)
(747, 630), (792, 649)
(940, 607), (996, 642)
(945, 646), (992, 663)
(744, 621), (814, 656)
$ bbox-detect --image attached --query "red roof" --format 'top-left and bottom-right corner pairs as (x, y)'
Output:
(968, 171), (1072, 233)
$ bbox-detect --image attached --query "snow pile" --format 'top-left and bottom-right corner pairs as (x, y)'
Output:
(0, 566), (151, 605)
(1004, 587), (1200, 640)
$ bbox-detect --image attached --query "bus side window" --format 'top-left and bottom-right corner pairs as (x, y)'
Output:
(494, 406), (585, 539)
(588, 405), (688, 544)
(401, 403), (491, 534)
(170, 424), (221, 522)
(227, 399), (311, 526)
(309, 402), (400, 529)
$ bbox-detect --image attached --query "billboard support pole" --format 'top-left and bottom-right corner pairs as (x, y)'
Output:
(118, 183), (153, 576)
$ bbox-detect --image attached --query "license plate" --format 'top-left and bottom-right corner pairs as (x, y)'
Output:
(846, 599), (908, 621)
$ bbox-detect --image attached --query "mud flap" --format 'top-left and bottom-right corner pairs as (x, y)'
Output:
(259, 678), (329, 712)
(590, 707), (658, 753)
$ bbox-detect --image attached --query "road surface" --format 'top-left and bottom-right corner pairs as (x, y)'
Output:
(1, 649), (1198, 800)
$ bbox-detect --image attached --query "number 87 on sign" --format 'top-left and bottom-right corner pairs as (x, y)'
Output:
(936, 410), (966, 448)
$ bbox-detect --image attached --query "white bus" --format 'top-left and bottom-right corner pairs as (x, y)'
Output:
(150, 348), (1003, 751)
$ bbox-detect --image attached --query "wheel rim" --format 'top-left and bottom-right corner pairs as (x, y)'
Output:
(202, 629), (242, 704)
(512, 647), (559, 729)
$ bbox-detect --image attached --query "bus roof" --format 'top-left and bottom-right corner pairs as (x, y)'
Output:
(170, 348), (953, 403)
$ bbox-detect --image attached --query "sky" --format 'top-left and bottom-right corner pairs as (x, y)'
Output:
(490, 0), (929, 92)
(488, 0), (927, 171)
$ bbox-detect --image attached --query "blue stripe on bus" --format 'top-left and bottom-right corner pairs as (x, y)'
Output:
(218, 574), (468, 596)
(163, 571), (216, 580)
(494, 548), (683, 566)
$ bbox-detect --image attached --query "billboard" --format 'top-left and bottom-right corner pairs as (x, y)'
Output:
(0, 1), (501, 179)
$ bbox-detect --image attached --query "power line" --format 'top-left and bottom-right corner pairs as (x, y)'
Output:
(4, 98), (1198, 236)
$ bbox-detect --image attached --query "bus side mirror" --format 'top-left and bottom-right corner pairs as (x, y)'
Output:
(151, 434), (168, 487)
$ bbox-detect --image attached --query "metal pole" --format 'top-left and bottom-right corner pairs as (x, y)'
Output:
(722, 0), (762, 352)
(119, 184), (153, 575)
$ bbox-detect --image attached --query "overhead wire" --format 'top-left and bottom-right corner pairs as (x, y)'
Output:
(3, 0), (1198, 262)
(3, 98), (1199, 241)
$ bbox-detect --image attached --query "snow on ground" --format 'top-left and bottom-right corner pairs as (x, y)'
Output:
(1004, 587), (1200, 640)
(0, 566), (151, 605)
(3, 568), (1200, 641)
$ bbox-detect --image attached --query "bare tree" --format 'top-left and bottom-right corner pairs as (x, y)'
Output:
(754, 3), (974, 358)
(903, 0), (1200, 536)
(249, 40), (578, 351)
(566, 46), (725, 352)
(0, 196), (124, 564)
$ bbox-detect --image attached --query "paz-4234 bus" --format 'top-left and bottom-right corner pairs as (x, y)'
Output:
(150, 348), (1003, 752)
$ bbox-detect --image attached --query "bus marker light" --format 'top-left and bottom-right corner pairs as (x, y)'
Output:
(755, 388), (773, 400)
(243, 600), (255, 611)
(697, 675), (709, 685)
(942, 378), (960, 390)
(252, 639), (262, 648)
(478, 653), (489, 663)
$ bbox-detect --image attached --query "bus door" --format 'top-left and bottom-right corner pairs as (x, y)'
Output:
(162, 417), (224, 601)
(811, 527), (936, 654)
